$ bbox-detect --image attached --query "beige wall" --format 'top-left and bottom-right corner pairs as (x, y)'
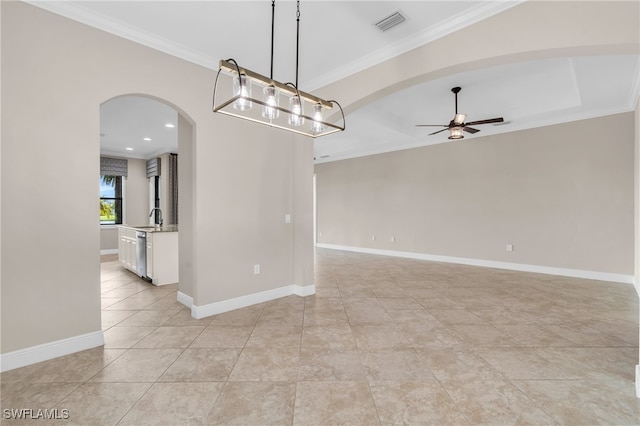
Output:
(316, 113), (634, 275)
(635, 99), (639, 374)
(100, 228), (118, 252)
(1, 2), (313, 354)
(636, 99), (640, 289)
(178, 114), (195, 300)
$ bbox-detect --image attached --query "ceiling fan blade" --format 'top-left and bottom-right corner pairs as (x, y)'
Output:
(463, 127), (480, 134)
(465, 117), (504, 126)
(428, 128), (449, 136)
(416, 124), (448, 127)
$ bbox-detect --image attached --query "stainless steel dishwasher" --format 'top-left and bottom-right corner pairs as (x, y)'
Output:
(136, 231), (148, 280)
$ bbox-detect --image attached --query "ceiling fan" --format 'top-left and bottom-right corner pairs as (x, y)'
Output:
(416, 86), (504, 140)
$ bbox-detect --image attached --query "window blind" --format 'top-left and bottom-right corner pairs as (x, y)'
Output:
(100, 157), (128, 177)
(146, 158), (161, 178)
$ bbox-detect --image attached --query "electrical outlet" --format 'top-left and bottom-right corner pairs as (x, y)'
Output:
(390, 236), (395, 243)
(506, 244), (513, 252)
(254, 264), (261, 275)
(371, 235), (376, 241)
(285, 214), (291, 224)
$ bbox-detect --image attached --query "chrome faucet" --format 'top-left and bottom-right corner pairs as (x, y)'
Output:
(149, 207), (163, 226)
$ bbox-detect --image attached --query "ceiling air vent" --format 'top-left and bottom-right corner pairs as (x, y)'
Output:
(375, 10), (406, 32)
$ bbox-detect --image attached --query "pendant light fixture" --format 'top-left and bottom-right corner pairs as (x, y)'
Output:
(212, 1), (345, 138)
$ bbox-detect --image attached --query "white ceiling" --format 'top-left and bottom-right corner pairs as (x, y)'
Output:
(100, 96), (178, 160)
(316, 54), (640, 162)
(30, 1), (639, 161)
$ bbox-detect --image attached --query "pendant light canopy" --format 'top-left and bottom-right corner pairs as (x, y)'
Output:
(212, 1), (345, 138)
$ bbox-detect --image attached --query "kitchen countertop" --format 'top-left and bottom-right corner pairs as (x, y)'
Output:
(118, 224), (178, 233)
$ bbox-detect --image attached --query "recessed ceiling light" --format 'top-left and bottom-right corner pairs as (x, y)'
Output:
(126, 147), (134, 151)
(165, 123), (175, 128)
(143, 137), (152, 141)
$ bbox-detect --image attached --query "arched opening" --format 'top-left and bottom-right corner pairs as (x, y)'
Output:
(99, 94), (196, 320)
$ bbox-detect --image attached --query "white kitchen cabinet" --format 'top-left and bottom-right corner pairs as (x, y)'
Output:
(118, 227), (137, 271)
(117, 225), (178, 286)
(146, 233), (154, 279)
(146, 230), (178, 286)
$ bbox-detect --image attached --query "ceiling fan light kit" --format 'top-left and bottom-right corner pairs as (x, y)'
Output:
(416, 86), (504, 140)
(212, 1), (345, 138)
(448, 127), (464, 140)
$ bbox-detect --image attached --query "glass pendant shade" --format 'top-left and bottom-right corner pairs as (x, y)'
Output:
(311, 103), (325, 134)
(213, 60), (345, 137)
(448, 126), (464, 140)
(232, 74), (252, 111)
(262, 85), (279, 120)
(288, 95), (304, 127)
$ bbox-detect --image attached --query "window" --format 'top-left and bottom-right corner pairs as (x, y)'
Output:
(100, 175), (123, 225)
(152, 175), (160, 224)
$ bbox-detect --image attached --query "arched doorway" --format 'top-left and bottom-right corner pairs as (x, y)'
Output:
(99, 94), (196, 319)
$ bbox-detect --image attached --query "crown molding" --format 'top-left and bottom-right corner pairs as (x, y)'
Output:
(25, 1), (218, 70)
(26, 0), (524, 90)
(305, 0), (525, 90)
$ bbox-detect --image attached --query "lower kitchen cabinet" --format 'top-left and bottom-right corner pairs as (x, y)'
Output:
(145, 231), (178, 286)
(118, 225), (178, 286)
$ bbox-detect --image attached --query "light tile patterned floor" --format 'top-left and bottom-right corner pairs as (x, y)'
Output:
(2, 248), (639, 424)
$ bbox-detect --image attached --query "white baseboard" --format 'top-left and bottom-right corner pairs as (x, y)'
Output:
(177, 291), (193, 309)
(100, 249), (118, 255)
(0, 331), (105, 373)
(636, 365), (640, 398)
(316, 243), (634, 284)
(294, 284), (316, 297)
(191, 284), (315, 319)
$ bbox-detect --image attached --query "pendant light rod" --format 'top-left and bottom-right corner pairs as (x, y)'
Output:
(295, 0), (300, 88)
(212, 0), (345, 137)
(452, 86), (461, 114)
(270, 0), (275, 80)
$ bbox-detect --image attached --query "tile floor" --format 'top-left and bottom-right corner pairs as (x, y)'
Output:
(2, 248), (640, 425)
